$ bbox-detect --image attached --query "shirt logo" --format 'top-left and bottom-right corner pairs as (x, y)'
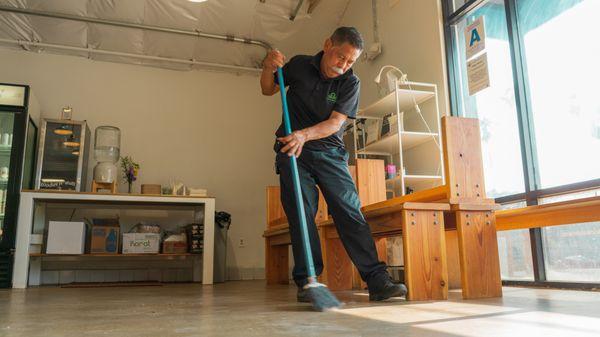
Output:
(327, 92), (337, 103)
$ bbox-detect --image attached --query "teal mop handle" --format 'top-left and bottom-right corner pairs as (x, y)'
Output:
(276, 67), (317, 279)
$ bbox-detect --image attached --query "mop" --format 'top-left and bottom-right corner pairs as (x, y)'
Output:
(276, 67), (342, 312)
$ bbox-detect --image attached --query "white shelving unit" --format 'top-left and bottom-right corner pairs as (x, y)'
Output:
(352, 80), (445, 197)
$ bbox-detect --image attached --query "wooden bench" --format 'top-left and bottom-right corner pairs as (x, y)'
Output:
(319, 202), (450, 301)
(265, 116), (503, 300)
(496, 195), (600, 231)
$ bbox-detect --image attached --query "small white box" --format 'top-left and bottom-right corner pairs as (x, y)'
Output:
(46, 221), (86, 254)
(122, 233), (160, 254)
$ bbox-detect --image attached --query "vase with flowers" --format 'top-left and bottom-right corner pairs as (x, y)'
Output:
(120, 156), (139, 193)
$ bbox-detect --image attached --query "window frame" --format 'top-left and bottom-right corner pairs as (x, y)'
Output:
(442, 0), (600, 289)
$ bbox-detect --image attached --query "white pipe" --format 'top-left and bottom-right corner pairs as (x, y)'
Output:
(0, 38), (262, 74)
(290, 0), (305, 21)
(371, 0), (380, 44)
(0, 5), (272, 51)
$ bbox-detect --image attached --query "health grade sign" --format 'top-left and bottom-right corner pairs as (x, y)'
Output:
(464, 16), (486, 60)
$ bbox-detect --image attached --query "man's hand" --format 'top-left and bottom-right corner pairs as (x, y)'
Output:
(263, 49), (285, 73)
(277, 130), (308, 158)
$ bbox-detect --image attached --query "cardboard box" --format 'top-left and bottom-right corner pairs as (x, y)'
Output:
(163, 241), (188, 254)
(122, 233), (160, 254)
(163, 233), (187, 254)
(88, 218), (120, 254)
(46, 221), (86, 254)
(90, 225), (120, 254)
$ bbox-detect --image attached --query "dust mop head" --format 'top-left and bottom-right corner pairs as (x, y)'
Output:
(304, 282), (342, 311)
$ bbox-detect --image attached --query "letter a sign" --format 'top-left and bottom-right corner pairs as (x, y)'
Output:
(464, 16), (485, 60)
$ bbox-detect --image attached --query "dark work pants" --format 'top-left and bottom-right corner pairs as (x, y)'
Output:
(275, 146), (387, 288)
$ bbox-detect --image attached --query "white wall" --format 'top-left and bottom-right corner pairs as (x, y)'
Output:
(341, 0), (449, 115)
(0, 47), (280, 280)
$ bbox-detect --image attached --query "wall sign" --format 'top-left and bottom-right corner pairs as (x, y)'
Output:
(464, 16), (486, 60)
(467, 53), (491, 96)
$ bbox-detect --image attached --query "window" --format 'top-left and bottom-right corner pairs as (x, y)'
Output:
(498, 229), (534, 281)
(538, 188), (600, 205)
(449, 1), (526, 198)
(516, 0), (600, 189)
(451, 0), (470, 12)
(444, 0), (600, 287)
(542, 222), (600, 283)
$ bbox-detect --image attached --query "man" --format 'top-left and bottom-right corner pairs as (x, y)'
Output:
(260, 27), (407, 302)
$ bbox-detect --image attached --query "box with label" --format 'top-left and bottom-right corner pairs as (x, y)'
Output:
(46, 221), (86, 254)
(90, 225), (120, 254)
(122, 233), (160, 254)
(163, 241), (188, 254)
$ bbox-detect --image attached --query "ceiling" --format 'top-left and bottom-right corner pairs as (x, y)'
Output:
(0, 0), (353, 73)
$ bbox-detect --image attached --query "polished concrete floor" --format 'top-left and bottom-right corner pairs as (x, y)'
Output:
(1, 281), (600, 337)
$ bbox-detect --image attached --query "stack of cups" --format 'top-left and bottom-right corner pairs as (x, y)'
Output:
(385, 164), (396, 180)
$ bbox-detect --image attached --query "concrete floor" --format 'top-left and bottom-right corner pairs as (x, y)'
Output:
(1, 281), (600, 337)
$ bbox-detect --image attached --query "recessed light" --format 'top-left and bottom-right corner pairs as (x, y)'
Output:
(188, 0), (207, 2)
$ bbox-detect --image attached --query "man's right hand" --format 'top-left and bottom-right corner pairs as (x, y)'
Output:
(263, 49), (286, 73)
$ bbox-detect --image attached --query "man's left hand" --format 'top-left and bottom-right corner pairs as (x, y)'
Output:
(277, 130), (308, 157)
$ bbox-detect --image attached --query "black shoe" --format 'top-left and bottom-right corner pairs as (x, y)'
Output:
(368, 279), (407, 301)
(297, 288), (311, 303)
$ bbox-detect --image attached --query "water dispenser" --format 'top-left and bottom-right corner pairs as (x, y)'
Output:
(93, 126), (121, 184)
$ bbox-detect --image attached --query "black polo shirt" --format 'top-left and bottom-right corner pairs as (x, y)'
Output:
(275, 51), (360, 150)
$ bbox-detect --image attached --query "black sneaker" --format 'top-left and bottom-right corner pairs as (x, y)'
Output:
(297, 288), (311, 303)
(368, 279), (407, 301)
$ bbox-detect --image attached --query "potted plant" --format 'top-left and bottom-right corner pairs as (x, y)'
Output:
(120, 156), (139, 193)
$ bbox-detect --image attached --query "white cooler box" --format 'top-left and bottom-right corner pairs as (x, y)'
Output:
(122, 233), (160, 254)
(46, 221), (86, 254)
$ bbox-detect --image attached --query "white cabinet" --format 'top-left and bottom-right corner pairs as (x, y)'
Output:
(352, 81), (445, 197)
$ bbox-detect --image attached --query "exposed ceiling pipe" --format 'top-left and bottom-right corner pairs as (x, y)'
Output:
(372, 0), (380, 45)
(0, 38), (262, 74)
(363, 0), (382, 61)
(290, 0), (304, 21)
(308, 0), (323, 14)
(0, 5), (273, 52)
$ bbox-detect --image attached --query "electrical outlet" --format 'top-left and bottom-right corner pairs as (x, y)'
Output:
(238, 238), (246, 248)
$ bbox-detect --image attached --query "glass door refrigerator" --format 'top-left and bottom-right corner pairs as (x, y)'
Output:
(0, 84), (38, 288)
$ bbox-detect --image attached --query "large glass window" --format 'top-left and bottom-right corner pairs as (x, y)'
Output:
(445, 0), (600, 286)
(450, 1), (526, 198)
(451, 0), (470, 12)
(498, 229), (534, 281)
(542, 222), (600, 282)
(516, 0), (600, 188)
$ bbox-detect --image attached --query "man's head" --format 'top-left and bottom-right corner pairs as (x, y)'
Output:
(321, 27), (363, 79)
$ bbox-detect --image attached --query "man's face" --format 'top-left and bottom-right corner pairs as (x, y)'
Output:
(321, 39), (362, 79)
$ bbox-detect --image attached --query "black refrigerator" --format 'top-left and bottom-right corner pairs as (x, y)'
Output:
(0, 83), (38, 288)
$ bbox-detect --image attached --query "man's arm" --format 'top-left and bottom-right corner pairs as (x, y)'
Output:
(260, 50), (285, 96)
(278, 111), (348, 157)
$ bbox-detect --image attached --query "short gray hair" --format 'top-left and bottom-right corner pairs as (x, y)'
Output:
(330, 27), (364, 51)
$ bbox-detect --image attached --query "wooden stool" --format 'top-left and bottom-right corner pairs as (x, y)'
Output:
(92, 180), (117, 193)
